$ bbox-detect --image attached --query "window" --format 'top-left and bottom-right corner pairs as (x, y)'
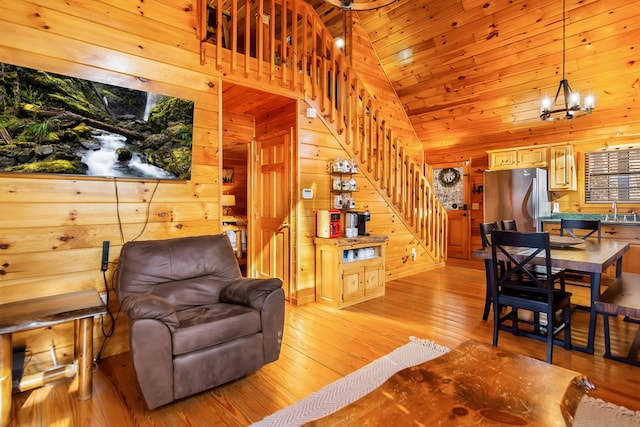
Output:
(585, 148), (640, 203)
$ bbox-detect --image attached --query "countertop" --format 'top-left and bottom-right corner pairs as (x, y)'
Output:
(541, 213), (640, 227)
(313, 235), (389, 246)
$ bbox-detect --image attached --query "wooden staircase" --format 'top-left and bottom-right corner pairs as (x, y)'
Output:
(197, 0), (447, 264)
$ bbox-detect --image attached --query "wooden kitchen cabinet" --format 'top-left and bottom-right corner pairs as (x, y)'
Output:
(549, 144), (577, 191)
(488, 146), (547, 170)
(314, 235), (387, 308)
(601, 224), (640, 274)
(488, 150), (517, 169)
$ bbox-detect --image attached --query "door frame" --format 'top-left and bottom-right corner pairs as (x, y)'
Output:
(429, 161), (471, 260)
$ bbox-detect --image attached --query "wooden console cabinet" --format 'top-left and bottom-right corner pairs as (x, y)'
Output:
(314, 235), (388, 308)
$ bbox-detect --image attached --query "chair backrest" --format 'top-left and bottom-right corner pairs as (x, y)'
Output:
(116, 234), (242, 302)
(501, 219), (518, 231)
(479, 221), (500, 248)
(560, 218), (601, 241)
(490, 230), (554, 297)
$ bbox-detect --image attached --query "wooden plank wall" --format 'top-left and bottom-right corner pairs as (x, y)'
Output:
(348, 12), (424, 164)
(0, 0), (443, 366)
(222, 111), (253, 216)
(0, 0), (222, 363)
(297, 100), (438, 306)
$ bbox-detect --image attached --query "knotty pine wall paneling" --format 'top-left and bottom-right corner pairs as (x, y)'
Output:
(297, 101), (439, 303)
(222, 110), (255, 217)
(348, 11), (424, 164)
(0, 0), (222, 364)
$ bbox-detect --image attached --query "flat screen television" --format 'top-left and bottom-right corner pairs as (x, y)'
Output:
(0, 62), (194, 180)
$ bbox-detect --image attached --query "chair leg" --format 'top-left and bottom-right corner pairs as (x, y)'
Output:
(563, 305), (571, 350)
(547, 309), (554, 364)
(492, 300), (500, 347)
(482, 282), (491, 321)
(603, 313), (612, 359)
(482, 260), (493, 321)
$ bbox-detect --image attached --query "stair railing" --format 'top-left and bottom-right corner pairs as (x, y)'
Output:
(198, 0), (447, 263)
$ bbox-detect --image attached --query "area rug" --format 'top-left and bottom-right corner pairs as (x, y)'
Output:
(252, 337), (450, 427)
(575, 396), (640, 427)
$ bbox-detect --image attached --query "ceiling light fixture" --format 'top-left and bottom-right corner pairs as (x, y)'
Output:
(540, 0), (595, 121)
(324, 0), (398, 11)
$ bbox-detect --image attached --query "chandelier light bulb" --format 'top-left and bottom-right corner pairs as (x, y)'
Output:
(584, 94), (596, 110)
(569, 92), (580, 109)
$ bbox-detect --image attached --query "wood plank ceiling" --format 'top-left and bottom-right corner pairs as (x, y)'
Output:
(305, 0), (640, 162)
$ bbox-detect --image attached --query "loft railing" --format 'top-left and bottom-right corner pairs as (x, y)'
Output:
(197, 0), (447, 263)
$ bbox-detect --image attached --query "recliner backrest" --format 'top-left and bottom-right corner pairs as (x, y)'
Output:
(116, 234), (242, 301)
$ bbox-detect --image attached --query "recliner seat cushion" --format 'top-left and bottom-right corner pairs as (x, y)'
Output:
(172, 303), (261, 355)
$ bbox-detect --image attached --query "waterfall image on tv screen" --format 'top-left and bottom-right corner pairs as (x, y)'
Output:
(0, 63), (194, 180)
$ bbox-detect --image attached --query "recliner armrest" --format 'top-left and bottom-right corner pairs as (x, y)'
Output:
(220, 277), (283, 310)
(120, 294), (179, 331)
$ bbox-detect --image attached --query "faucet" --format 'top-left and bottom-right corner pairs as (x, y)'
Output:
(612, 202), (618, 222)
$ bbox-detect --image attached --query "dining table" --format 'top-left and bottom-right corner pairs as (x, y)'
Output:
(473, 237), (630, 355)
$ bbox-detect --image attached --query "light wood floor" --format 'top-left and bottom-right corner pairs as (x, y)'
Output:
(8, 264), (640, 426)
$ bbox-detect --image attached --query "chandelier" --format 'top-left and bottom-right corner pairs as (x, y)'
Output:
(540, 0), (595, 121)
(324, 0), (398, 11)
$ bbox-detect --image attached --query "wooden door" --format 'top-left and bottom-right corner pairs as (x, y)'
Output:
(250, 131), (291, 300)
(432, 162), (471, 260)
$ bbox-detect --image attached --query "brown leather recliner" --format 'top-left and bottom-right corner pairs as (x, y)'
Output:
(115, 234), (285, 409)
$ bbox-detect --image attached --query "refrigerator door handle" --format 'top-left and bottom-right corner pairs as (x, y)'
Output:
(532, 177), (539, 231)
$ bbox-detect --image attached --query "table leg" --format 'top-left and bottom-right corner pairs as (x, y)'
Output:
(1, 334), (12, 427)
(74, 317), (94, 401)
(586, 272), (602, 354)
(571, 272), (601, 355)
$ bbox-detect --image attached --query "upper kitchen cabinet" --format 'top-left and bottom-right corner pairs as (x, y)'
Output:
(548, 144), (577, 191)
(488, 146), (547, 170)
(487, 144), (576, 191)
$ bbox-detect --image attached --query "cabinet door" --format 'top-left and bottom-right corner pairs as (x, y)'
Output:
(489, 151), (517, 170)
(364, 264), (383, 295)
(549, 145), (577, 191)
(518, 147), (547, 167)
(342, 266), (364, 302)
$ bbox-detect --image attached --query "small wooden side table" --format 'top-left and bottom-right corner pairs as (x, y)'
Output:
(309, 340), (593, 426)
(0, 289), (106, 427)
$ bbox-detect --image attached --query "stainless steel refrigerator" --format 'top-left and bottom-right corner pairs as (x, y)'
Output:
(483, 168), (550, 232)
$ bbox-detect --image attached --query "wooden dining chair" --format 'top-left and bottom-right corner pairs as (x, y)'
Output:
(501, 219), (518, 231)
(480, 222), (501, 320)
(560, 218), (601, 241)
(489, 230), (572, 364)
(560, 219), (601, 288)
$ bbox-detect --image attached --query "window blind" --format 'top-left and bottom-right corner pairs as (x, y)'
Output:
(585, 149), (640, 203)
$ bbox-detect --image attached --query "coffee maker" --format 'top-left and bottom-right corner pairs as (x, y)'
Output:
(317, 209), (341, 238)
(356, 210), (370, 236)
